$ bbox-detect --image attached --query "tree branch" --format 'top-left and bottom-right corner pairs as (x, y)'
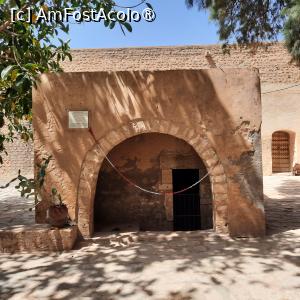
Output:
(114, 0), (147, 9)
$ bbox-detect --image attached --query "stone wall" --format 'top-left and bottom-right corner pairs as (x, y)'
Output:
(0, 123), (34, 180)
(61, 43), (300, 84)
(0, 224), (77, 253)
(33, 69), (264, 238)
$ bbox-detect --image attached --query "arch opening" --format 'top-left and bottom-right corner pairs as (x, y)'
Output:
(272, 131), (293, 173)
(77, 119), (229, 238)
(93, 133), (213, 232)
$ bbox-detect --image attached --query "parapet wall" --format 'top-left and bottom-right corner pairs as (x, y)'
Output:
(62, 43), (300, 84)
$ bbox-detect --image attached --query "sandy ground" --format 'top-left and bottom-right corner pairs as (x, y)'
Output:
(0, 175), (299, 300)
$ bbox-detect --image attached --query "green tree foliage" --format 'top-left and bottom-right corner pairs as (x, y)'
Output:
(0, 0), (149, 164)
(186, 0), (300, 61)
(283, 0), (300, 61)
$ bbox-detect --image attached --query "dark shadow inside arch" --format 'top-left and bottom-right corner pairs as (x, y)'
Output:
(93, 132), (213, 233)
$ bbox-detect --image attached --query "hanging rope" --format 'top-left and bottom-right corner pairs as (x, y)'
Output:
(88, 128), (215, 196)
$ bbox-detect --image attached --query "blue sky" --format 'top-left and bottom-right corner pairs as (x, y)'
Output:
(67, 0), (220, 49)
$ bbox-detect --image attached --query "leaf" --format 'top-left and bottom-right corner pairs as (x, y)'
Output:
(66, 53), (72, 61)
(122, 22), (132, 33)
(1, 65), (17, 80)
(109, 21), (116, 29)
(11, 69), (19, 81)
(32, 14), (37, 23)
(39, 169), (46, 178)
(42, 4), (48, 12)
(146, 3), (153, 10)
(24, 63), (39, 70)
(0, 113), (4, 128)
(21, 133), (29, 142)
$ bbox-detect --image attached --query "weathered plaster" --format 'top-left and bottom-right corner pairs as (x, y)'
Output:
(33, 69), (265, 238)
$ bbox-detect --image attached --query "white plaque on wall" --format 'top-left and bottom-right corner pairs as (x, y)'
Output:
(68, 111), (89, 129)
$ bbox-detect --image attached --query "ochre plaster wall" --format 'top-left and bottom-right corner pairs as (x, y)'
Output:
(261, 84), (300, 175)
(33, 69), (265, 238)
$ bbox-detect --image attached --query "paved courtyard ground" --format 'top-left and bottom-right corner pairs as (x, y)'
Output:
(0, 175), (299, 300)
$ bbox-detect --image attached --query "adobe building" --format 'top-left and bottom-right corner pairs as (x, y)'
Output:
(1, 43), (300, 238)
(33, 68), (264, 238)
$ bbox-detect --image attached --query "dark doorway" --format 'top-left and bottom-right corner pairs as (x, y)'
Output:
(172, 169), (201, 231)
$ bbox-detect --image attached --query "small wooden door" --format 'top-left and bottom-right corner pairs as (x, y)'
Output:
(272, 131), (290, 173)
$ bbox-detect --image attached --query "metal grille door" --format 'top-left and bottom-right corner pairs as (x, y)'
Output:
(173, 194), (201, 230)
(272, 131), (290, 173)
(172, 169), (201, 231)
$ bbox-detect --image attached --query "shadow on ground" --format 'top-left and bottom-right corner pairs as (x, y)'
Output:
(0, 229), (299, 300)
(264, 176), (300, 235)
(0, 176), (299, 299)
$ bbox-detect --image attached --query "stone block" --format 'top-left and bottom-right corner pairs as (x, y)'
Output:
(212, 175), (227, 183)
(211, 164), (225, 176)
(0, 224), (78, 253)
(159, 184), (172, 191)
(214, 194), (228, 205)
(161, 169), (172, 184)
(200, 149), (215, 161)
(213, 183), (227, 194)
(164, 194), (173, 221)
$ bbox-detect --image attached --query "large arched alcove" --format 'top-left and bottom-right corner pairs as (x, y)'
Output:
(76, 119), (229, 238)
(94, 133), (213, 232)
